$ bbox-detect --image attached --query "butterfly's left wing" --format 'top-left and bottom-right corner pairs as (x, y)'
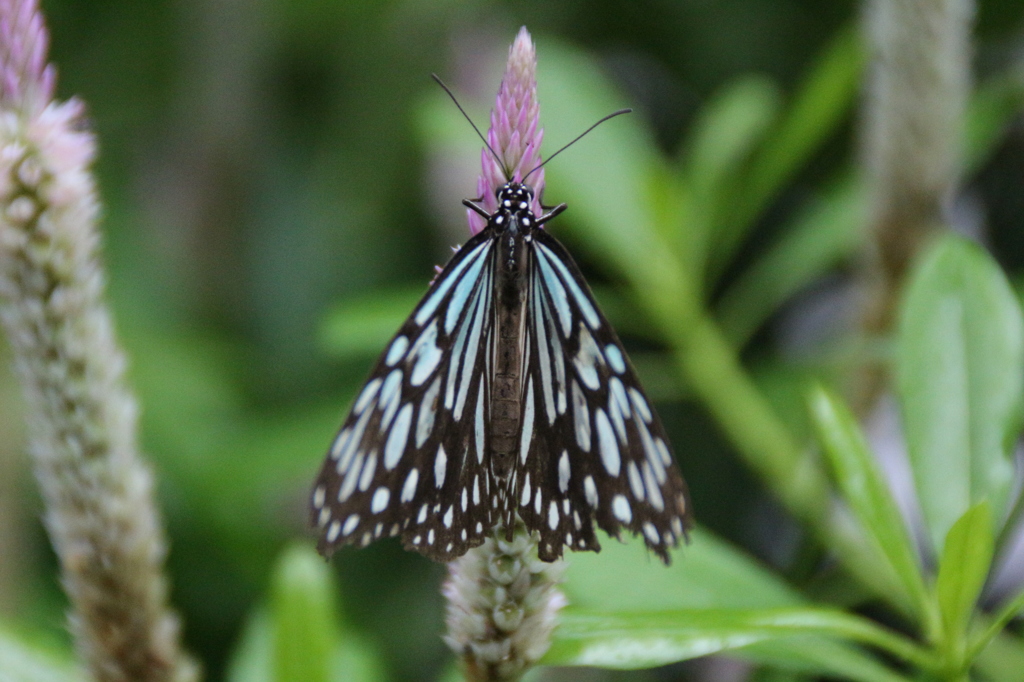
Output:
(311, 232), (499, 562)
(516, 228), (692, 563)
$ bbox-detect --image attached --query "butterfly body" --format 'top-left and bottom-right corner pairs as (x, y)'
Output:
(312, 181), (691, 563)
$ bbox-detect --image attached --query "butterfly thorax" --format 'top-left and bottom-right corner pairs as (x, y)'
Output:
(489, 182), (536, 480)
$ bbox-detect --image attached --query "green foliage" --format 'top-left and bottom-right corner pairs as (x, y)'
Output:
(0, 624), (83, 682)
(897, 237), (1024, 552)
(224, 544), (385, 682)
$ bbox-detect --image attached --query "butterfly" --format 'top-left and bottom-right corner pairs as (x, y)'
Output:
(310, 167), (693, 564)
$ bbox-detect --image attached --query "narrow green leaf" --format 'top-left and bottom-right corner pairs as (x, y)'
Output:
(271, 543), (339, 682)
(969, 581), (1024, 663)
(808, 386), (931, 619)
(546, 608), (924, 680)
(936, 502), (994, 654)
(680, 76), (780, 279)
(716, 174), (864, 347)
(711, 24), (864, 277)
(897, 236), (1024, 552)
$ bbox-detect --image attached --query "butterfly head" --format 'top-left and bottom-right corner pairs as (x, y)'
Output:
(495, 182), (535, 213)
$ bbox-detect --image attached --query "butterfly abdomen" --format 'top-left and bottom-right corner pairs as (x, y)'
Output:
(490, 214), (529, 481)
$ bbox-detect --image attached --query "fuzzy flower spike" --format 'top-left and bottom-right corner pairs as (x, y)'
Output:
(445, 27), (566, 682)
(467, 26), (546, 235)
(0, 1), (196, 680)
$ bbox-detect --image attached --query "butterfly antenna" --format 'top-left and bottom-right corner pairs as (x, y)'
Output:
(432, 74), (510, 179)
(523, 108), (631, 184)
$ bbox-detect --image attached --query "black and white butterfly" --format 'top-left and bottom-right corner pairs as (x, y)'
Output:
(310, 172), (692, 563)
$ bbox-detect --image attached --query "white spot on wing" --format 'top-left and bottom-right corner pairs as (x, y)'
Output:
(338, 452), (363, 501)
(572, 380), (591, 451)
(595, 409), (621, 476)
(655, 438), (672, 466)
(643, 462), (664, 511)
(409, 321), (442, 386)
(605, 344), (626, 374)
(435, 444), (448, 487)
(627, 461), (646, 501)
(358, 451), (377, 491)
(371, 487), (390, 513)
(443, 506), (454, 528)
(475, 383), (485, 463)
(574, 323), (602, 390)
(401, 468), (419, 503)
(416, 378), (440, 447)
(327, 520), (341, 542)
(629, 387), (653, 423)
(342, 514), (360, 535)
(521, 472), (532, 506)
(548, 501), (559, 530)
(558, 450), (570, 493)
(584, 475), (598, 507)
(386, 336), (409, 366)
(378, 369), (404, 430)
(331, 428), (352, 461)
(353, 378), (382, 415)
(384, 404), (413, 470)
(612, 495), (632, 523)
(520, 379), (535, 464)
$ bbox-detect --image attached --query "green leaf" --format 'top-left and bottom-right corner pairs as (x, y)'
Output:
(964, 73), (1024, 174)
(562, 527), (801, 613)
(270, 544), (339, 682)
(711, 24), (864, 278)
(807, 386), (931, 621)
(738, 638), (906, 682)
(680, 75), (780, 280)
(546, 608), (920, 681)
(537, 40), (700, 329)
(716, 174), (864, 347)
(226, 607), (384, 682)
(936, 502), (994, 655)
(0, 624), (82, 682)
(897, 236), (1024, 552)
(226, 610), (274, 682)
(319, 287), (424, 360)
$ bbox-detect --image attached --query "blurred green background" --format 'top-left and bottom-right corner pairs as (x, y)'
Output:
(2, 0), (1024, 680)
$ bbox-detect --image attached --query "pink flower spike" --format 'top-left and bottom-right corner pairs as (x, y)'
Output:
(0, 0), (55, 115)
(467, 26), (546, 235)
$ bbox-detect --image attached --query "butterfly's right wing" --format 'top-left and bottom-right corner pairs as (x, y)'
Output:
(311, 232), (498, 562)
(516, 229), (692, 563)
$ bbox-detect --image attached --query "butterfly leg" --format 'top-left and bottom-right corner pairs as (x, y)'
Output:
(463, 198), (490, 219)
(536, 203), (566, 225)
